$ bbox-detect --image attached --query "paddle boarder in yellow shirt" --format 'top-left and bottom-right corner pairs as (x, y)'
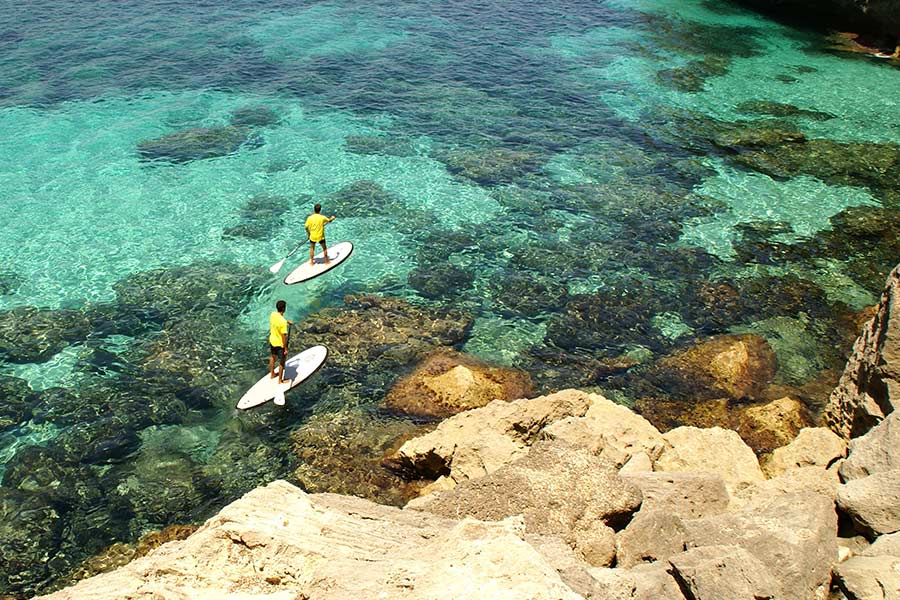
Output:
(305, 203), (336, 266)
(269, 299), (293, 384)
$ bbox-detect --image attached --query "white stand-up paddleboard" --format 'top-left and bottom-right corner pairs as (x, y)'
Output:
(284, 241), (353, 285)
(236, 345), (328, 410)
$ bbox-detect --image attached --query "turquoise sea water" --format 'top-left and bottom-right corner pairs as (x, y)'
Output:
(1, 0), (899, 594)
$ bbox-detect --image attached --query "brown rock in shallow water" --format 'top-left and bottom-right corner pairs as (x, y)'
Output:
(382, 350), (533, 418)
(653, 334), (777, 401)
(735, 396), (811, 454)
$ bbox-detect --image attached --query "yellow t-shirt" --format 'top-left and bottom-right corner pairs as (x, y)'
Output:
(269, 311), (288, 347)
(305, 213), (329, 243)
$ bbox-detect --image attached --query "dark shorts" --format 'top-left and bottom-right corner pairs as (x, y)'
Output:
(270, 345), (285, 359)
(310, 239), (325, 245)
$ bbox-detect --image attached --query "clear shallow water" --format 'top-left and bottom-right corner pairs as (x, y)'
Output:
(1, 0), (900, 594)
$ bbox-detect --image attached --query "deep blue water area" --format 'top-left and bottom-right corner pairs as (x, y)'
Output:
(1, 0), (900, 594)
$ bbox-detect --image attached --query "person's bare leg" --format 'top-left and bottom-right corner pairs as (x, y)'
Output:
(309, 242), (316, 266)
(277, 352), (287, 384)
(270, 353), (277, 379)
(321, 240), (330, 264)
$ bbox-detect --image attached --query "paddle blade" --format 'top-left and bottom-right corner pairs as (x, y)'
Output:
(274, 391), (286, 406)
(269, 258), (285, 273)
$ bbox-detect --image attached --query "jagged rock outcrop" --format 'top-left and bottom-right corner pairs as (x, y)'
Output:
(825, 264), (900, 438)
(408, 441), (642, 567)
(384, 389), (595, 482)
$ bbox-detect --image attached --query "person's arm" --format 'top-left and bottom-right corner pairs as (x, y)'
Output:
(328, 215), (336, 222)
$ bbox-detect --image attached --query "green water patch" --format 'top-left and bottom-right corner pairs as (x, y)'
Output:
(679, 159), (880, 260)
(247, 3), (409, 63)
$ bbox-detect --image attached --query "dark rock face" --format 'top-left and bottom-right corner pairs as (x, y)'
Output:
(137, 125), (262, 163)
(732, 0), (900, 40)
(0, 489), (65, 596)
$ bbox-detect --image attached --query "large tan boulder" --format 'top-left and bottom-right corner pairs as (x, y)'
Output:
(385, 389), (595, 482)
(655, 426), (765, 494)
(825, 263), (900, 439)
(840, 412), (900, 481)
(39, 481), (583, 600)
(409, 441), (642, 567)
(382, 350), (533, 418)
(682, 492), (838, 600)
(620, 472), (730, 520)
(668, 545), (781, 600)
(763, 426), (847, 478)
(732, 465), (841, 508)
(833, 555), (900, 600)
(837, 469), (900, 537)
(541, 396), (669, 466)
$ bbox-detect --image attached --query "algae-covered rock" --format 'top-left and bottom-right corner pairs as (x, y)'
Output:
(0, 268), (24, 295)
(327, 179), (403, 217)
(112, 261), (267, 320)
(0, 306), (92, 363)
(657, 57), (730, 92)
(736, 100), (835, 121)
(407, 263), (475, 300)
(291, 409), (426, 506)
(0, 488), (65, 596)
(229, 106), (280, 128)
(434, 147), (545, 186)
(222, 195), (286, 241)
(137, 125), (261, 163)
(293, 295), (473, 393)
(344, 135), (418, 157)
(382, 349), (533, 418)
(0, 374), (31, 432)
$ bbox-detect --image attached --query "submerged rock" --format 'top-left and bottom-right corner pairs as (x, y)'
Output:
(382, 349), (533, 418)
(291, 409), (426, 506)
(221, 195), (287, 241)
(327, 179), (403, 217)
(434, 147), (545, 186)
(137, 125), (261, 163)
(0, 375), (31, 432)
(0, 268), (23, 295)
(0, 488), (66, 597)
(112, 261), (267, 320)
(344, 134), (418, 157)
(0, 305), (92, 363)
(229, 106), (280, 128)
(657, 57), (730, 92)
(407, 263), (475, 300)
(293, 295), (473, 395)
(736, 99), (835, 121)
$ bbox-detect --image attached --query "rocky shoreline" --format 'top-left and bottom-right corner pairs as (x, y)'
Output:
(36, 266), (900, 599)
